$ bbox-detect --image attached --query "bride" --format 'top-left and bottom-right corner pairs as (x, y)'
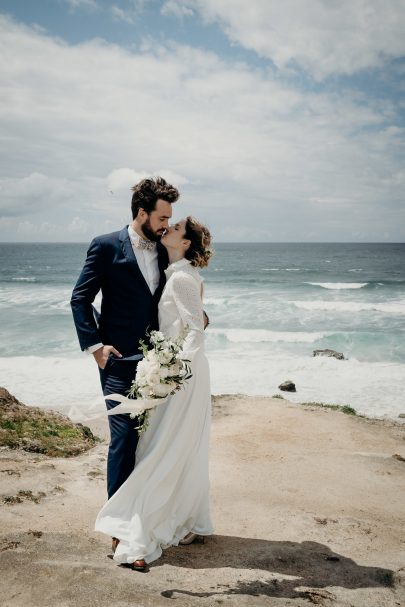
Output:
(95, 216), (214, 570)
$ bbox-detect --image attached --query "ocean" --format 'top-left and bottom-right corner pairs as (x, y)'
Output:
(0, 242), (404, 422)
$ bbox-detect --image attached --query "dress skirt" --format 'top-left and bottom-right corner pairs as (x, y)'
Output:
(94, 350), (213, 564)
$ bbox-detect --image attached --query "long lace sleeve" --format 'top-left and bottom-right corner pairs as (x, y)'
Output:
(171, 271), (204, 361)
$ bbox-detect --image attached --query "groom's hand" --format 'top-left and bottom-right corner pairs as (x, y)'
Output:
(93, 345), (122, 369)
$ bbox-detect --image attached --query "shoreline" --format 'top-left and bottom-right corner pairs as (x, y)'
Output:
(1, 352), (405, 422)
(1, 394), (404, 606)
(213, 393), (405, 425)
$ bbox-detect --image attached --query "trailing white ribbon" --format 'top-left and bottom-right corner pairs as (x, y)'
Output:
(105, 393), (168, 416)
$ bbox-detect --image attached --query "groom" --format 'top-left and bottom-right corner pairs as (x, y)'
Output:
(71, 177), (179, 502)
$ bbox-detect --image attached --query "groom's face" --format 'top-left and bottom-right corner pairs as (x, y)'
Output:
(141, 199), (172, 241)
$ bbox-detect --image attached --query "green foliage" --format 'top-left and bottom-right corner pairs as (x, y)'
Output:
(300, 402), (357, 415)
(0, 408), (99, 457)
(1, 417), (84, 440)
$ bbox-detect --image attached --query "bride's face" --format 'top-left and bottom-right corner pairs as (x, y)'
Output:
(161, 219), (189, 251)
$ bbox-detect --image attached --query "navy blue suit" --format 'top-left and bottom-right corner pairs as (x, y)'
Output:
(71, 226), (168, 497)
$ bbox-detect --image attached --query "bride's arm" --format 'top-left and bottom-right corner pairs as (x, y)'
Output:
(171, 272), (204, 361)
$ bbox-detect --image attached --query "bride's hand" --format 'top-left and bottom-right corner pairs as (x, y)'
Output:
(93, 345), (122, 369)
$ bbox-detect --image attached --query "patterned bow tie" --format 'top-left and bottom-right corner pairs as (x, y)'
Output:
(133, 237), (156, 251)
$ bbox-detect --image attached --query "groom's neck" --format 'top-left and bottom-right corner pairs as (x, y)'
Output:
(131, 219), (148, 241)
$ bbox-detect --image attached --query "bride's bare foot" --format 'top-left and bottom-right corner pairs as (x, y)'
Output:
(111, 537), (120, 553)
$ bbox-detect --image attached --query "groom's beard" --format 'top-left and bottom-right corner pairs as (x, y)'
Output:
(141, 217), (164, 242)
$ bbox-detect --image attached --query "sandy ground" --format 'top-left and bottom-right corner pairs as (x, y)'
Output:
(1, 395), (405, 607)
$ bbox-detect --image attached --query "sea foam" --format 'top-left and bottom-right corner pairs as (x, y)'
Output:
(291, 300), (405, 315)
(0, 287), (101, 311)
(3, 352), (403, 421)
(305, 282), (368, 289)
(209, 328), (326, 343)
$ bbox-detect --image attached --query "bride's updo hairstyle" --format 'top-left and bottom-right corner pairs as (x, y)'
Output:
(184, 216), (213, 268)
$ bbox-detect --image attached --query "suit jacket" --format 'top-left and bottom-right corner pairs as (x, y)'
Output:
(70, 226), (168, 356)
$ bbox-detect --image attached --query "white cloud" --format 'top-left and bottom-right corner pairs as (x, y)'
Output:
(110, 0), (149, 24)
(67, 216), (90, 234)
(0, 173), (74, 216)
(16, 220), (58, 236)
(111, 5), (135, 24)
(106, 168), (188, 193)
(172, 0), (405, 79)
(0, 14), (403, 242)
(63, 0), (99, 12)
(107, 168), (147, 192)
(161, 1), (194, 19)
(309, 196), (354, 207)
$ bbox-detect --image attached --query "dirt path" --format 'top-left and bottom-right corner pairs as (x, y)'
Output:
(1, 395), (404, 606)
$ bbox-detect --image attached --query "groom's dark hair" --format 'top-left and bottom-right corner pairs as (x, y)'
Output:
(131, 176), (179, 219)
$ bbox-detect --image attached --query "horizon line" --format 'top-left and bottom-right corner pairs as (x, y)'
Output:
(0, 241), (404, 245)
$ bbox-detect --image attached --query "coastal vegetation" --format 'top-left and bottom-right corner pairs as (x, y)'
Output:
(0, 387), (100, 457)
(300, 402), (358, 416)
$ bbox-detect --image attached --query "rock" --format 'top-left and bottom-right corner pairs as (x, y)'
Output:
(278, 380), (296, 392)
(0, 387), (21, 412)
(0, 386), (100, 457)
(398, 413), (405, 419)
(313, 349), (345, 360)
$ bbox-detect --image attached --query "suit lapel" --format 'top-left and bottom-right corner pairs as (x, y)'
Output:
(119, 226), (151, 295)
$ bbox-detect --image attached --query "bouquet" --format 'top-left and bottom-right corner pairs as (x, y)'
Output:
(106, 327), (192, 434)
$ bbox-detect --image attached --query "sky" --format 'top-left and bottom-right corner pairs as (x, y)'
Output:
(0, 0), (404, 242)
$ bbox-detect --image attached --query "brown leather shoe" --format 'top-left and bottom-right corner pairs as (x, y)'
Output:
(111, 537), (120, 553)
(132, 559), (146, 571)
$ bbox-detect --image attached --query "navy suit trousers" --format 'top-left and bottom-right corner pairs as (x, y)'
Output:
(99, 357), (140, 499)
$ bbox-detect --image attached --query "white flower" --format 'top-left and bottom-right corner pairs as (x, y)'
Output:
(146, 371), (160, 387)
(157, 348), (173, 365)
(142, 353), (159, 374)
(150, 331), (165, 345)
(159, 366), (170, 379)
(145, 350), (159, 365)
(153, 382), (172, 398)
(167, 362), (180, 377)
(136, 359), (149, 379)
(138, 385), (152, 398)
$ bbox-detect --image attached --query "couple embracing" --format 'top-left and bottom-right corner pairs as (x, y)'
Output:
(71, 176), (214, 571)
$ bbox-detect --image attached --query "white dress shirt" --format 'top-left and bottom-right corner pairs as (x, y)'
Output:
(127, 224), (160, 294)
(86, 226), (160, 354)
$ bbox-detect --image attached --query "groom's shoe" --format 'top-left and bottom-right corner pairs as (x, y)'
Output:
(132, 559), (147, 571)
(111, 537), (120, 553)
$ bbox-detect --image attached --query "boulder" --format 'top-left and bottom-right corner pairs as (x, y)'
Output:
(313, 349), (345, 360)
(278, 380), (296, 392)
(0, 387), (99, 457)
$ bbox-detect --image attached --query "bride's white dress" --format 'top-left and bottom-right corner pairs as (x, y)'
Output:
(94, 258), (213, 564)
